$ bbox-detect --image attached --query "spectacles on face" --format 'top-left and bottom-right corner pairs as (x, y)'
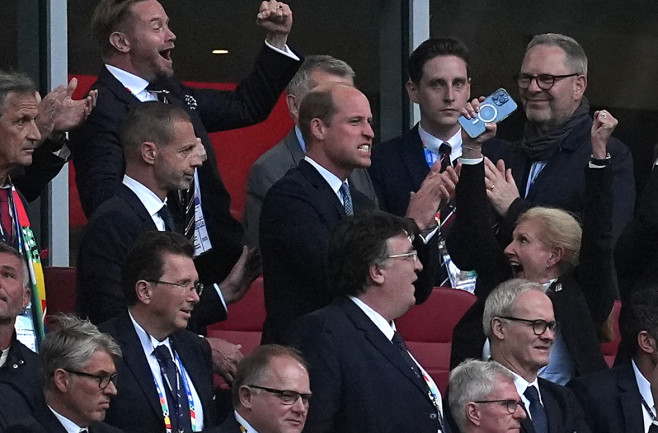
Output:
(65, 370), (118, 390)
(473, 399), (522, 414)
(514, 73), (579, 90)
(147, 280), (204, 296)
(500, 316), (560, 336)
(386, 250), (418, 263)
(247, 384), (312, 406)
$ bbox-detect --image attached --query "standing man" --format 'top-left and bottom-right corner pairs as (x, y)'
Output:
(286, 212), (450, 433)
(211, 345), (310, 433)
(100, 231), (218, 433)
(260, 83), (449, 343)
(484, 279), (590, 433)
(71, 0), (301, 285)
(5, 316), (123, 433)
(369, 37), (472, 287)
(448, 359), (526, 433)
(483, 33), (634, 242)
(243, 55), (377, 247)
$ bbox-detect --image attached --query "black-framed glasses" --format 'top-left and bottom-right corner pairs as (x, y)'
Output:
(500, 316), (560, 335)
(514, 73), (579, 90)
(147, 279), (204, 296)
(473, 399), (521, 414)
(387, 250), (418, 263)
(66, 370), (118, 389)
(247, 384), (312, 406)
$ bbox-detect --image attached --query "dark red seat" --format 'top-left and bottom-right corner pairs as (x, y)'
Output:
(600, 300), (622, 367)
(43, 266), (77, 322)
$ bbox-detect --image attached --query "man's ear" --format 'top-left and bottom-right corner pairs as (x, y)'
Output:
(141, 141), (157, 165)
(239, 385), (253, 409)
(310, 118), (326, 141)
(492, 317), (505, 340)
(369, 263), (385, 286)
(406, 80), (420, 104)
(286, 93), (300, 123)
(466, 401), (482, 426)
(22, 288), (31, 311)
(109, 32), (130, 53)
(573, 75), (587, 101)
(53, 368), (70, 393)
(136, 280), (152, 304)
(639, 330), (657, 355)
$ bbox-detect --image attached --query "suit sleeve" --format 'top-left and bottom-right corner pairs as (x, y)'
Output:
(242, 158), (285, 249)
(12, 139), (66, 202)
(566, 377), (599, 433)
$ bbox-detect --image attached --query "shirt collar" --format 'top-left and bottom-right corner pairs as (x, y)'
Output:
(633, 359), (654, 409)
(349, 296), (396, 341)
(234, 411), (259, 433)
(295, 125), (306, 153)
(105, 64), (151, 98)
(303, 156), (345, 201)
(506, 367), (543, 408)
(49, 405), (86, 433)
(417, 124), (463, 160)
(129, 310), (174, 357)
(123, 175), (167, 221)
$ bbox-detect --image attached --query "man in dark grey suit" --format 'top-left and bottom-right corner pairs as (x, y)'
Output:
(243, 54), (377, 247)
(484, 279), (590, 433)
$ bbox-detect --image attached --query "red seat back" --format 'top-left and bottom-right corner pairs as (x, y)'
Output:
(396, 287), (477, 394)
(43, 267), (77, 321)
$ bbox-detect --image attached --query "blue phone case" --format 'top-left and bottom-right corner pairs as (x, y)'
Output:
(458, 88), (518, 138)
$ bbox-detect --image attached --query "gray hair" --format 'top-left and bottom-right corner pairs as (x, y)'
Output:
(0, 70), (36, 118)
(40, 315), (122, 389)
(0, 242), (29, 289)
(526, 33), (588, 75)
(482, 279), (544, 337)
(449, 359), (516, 432)
(286, 55), (355, 99)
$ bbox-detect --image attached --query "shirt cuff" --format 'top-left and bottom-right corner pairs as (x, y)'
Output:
(264, 40), (300, 61)
(213, 283), (228, 313)
(461, 157), (484, 165)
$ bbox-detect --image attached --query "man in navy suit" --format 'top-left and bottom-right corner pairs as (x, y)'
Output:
(212, 345), (310, 433)
(100, 231), (218, 433)
(484, 279), (590, 433)
(259, 83), (452, 344)
(569, 288), (658, 433)
(286, 212), (449, 433)
(6, 315), (124, 433)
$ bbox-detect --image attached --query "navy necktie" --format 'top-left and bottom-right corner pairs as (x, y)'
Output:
(153, 345), (192, 433)
(524, 385), (548, 433)
(340, 181), (353, 216)
(158, 203), (176, 232)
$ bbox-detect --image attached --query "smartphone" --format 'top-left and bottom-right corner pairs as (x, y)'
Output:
(458, 88), (518, 138)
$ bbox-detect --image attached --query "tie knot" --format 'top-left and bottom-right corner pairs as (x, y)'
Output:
(439, 142), (451, 156)
(391, 331), (407, 348)
(524, 385), (540, 403)
(153, 345), (174, 364)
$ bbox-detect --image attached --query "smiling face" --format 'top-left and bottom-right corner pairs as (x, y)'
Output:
(0, 92), (41, 175)
(122, 0), (176, 81)
(504, 218), (560, 283)
(407, 55), (470, 140)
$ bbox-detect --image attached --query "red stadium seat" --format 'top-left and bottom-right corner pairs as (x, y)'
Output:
(43, 266), (77, 319)
(396, 287), (477, 394)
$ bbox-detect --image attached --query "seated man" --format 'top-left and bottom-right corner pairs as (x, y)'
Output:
(286, 212), (449, 433)
(448, 359), (526, 433)
(569, 287), (658, 433)
(6, 315), (123, 433)
(211, 344), (310, 433)
(484, 279), (590, 433)
(99, 231), (217, 433)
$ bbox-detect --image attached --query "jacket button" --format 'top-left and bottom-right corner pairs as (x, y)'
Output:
(429, 413), (437, 420)
(12, 364), (18, 369)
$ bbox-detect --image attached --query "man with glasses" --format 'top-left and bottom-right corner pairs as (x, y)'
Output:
(484, 279), (589, 433)
(6, 315), (123, 433)
(211, 344), (310, 433)
(482, 33), (634, 242)
(99, 231), (217, 433)
(286, 211), (449, 433)
(448, 359), (526, 433)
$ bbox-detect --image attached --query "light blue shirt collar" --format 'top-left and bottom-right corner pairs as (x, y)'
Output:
(295, 125), (306, 153)
(303, 156), (346, 204)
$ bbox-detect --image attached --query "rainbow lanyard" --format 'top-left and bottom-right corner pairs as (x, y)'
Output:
(151, 349), (198, 433)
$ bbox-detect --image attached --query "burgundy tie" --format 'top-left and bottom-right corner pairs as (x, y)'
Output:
(0, 188), (13, 242)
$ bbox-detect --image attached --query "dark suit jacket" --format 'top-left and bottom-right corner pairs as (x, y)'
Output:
(516, 378), (590, 433)
(286, 297), (441, 433)
(5, 398), (124, 433)
(11, 138), (67, 203)
(206, 413), (243, 433)
(243, 128), (377, 247)
(75, 185), (226, 331)
(99, 311), (216, 433)
(70, 45), (300, 283)
(259, 160), (436, 344)
(482, 117), (634, 244)
(568, 362), (644, 433)
(0, 337), (42, 432)
(448, 161), (610, 376)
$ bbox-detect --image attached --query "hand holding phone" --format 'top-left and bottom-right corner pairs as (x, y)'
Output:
(458, 88), (517, 138)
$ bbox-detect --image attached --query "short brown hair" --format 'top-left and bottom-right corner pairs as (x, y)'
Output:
(91, 0), (146, 59)
(297, 86), (337, 146)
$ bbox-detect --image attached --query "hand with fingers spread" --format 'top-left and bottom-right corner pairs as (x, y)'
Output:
(484, 157), (519, 216)
(591, 109), (618, 159)
(257, 1), (293, 50)
(406, 162), (460, 230)
(219, 246), (262, 304)
(206, 337), (244, 384)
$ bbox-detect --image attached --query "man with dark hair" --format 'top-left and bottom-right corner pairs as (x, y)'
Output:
(71, 0), (301, 290)
(569, 288), (658, 433)
(369, 37), (472, 287)
(211, 344), (310, 433)
(242, 54), (377, 247)
(286, 211), (449, 433)
(5, 315), (123, 433)
(77, 102), (258, 382)
(259, 83), (449, 344)
(99, 231), (217, 433)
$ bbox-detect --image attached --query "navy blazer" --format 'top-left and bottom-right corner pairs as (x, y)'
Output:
(99, 311), (216, 433)
(286, 297), (441, 433)
(0, 337), (42, 432)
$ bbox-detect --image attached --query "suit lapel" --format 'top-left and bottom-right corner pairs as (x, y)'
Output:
(618, 363), (645, 433)
(400, 126), (431, 190)
(298, 160), (346, 218)
(117, 185), (159, 231)
(98, 66), (142, 108)
(35, 402), (69, 433)
(538, 380), (562, 433)
(284, 129), (305, 166)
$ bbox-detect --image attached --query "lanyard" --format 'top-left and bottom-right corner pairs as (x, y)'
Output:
(642, 396), (656, 420)
(151, 350), (198, 433)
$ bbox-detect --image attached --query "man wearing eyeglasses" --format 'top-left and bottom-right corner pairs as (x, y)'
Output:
(482, 33), (634, 243)
(99, 231), (217, 433)
(448, 359), (526, 433)
(484, 279), (590, 433)
(209, 345), (310, 433)
(5, 315), (123, 433)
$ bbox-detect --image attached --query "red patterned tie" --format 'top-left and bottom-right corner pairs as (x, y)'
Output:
(0, 188), (13, 241)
